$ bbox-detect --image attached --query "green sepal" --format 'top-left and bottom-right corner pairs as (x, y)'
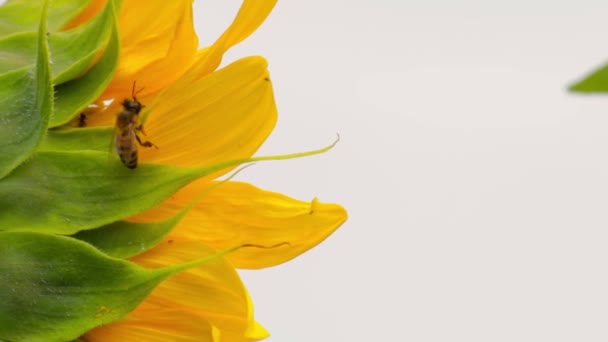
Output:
(569, 62), (608, 93)
(0, 138), (338, 235)
(0, 151), (206, 234)
(72, 215), (183, 259)
(50, 0), (121, 127)
(0, 231), (240, 342)
(0, 0), (91, 38)
(50, 0), (114, 85)
(0, 2), (52, 179)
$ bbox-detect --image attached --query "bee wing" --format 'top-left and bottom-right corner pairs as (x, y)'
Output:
(107, 124), (123, 166)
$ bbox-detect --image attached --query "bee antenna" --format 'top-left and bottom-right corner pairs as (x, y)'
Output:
(130, 81), (147, 101)
(131, 81), (145, 100)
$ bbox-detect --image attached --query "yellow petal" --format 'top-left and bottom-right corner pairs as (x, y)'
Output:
(193, 0), (278, 78)
(245, 289), (270, 341)
(101, 0), (198, 100)
(137, 181), (348, 269)
(137, 56), (276, 175)
(246, 321), (270, 341)
(85, 239), (263, 341)
(84, 57), (276, 168)
(83, 303), (214, 342)
(135, 240), (252, 336)
(82, 0), (276, 128)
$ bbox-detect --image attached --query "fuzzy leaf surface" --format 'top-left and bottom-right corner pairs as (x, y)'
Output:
(0, 1), (52, 179)
(0, 232), (183, 342)
(51, 0), (120, 127)
(0, 151), (205, 234)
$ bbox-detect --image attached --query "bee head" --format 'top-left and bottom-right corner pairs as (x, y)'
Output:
(122, 98), (143, 114)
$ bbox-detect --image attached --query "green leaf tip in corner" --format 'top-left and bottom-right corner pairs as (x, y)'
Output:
(0, 0), (52, 180)
(569, 62), (608, 93)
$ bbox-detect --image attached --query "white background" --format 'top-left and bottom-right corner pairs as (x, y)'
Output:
(195, 1), (608, 341)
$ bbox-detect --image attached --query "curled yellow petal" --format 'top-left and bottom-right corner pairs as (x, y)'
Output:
(85, 239), (261, 341)
(137, 240), (250, 333)
(102, 0), (198, 100)
(193, 0), (278, 78)
(136, 181), (347, 269)
(79, 0), (276, 128)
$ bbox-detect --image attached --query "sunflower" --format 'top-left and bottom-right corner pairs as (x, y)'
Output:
(43, 0), (346, 340)
(0, 0), (345, 340)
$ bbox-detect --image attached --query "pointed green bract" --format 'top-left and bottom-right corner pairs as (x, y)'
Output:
(0, 151), (203, 234)
(0, 2), (52, 180)
(0, 231), (239, 342)
(0, 137), (338, 234)
(73, 216), (183, 259)
(51, 0), (120, 127)
(0, 232), (165, 342)
(0, 0), (91, 37)
(72, 165), (254, 258)
(569, 62), (608, 93)
(51, 0), (113, 84)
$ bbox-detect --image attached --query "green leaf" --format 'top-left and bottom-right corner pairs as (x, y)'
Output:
(50, 0), (114, 85)
(51, 0), (120, 127)
(0, 2), (52, 179)
(0, 32), (36, 74)
(569, 62), (608, 93)
(0, 231), (238, 342)
(0, 151), (205, 234)
(0, 0), (91, 37)
(0, 1), (112, 84)
(0, 232), (163, 341)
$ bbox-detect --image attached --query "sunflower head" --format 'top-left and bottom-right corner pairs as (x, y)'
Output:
(0, 0), (347, 341)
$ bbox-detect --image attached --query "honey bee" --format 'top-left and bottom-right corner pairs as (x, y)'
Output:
(114, 82), (157, 169)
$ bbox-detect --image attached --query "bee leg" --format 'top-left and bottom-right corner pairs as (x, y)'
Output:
(135, 133), (158, 149)
(135, 124), (148, 136)
(78, 113), (87, 127)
